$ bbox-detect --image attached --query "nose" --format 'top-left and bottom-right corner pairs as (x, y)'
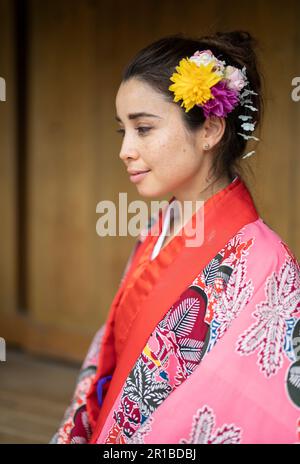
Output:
(119, 139), (139, 163)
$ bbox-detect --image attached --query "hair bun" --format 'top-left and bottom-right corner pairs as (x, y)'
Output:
(215, 30), (256, 50)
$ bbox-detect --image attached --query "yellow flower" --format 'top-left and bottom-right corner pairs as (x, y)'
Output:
(168, 57), (222, 112)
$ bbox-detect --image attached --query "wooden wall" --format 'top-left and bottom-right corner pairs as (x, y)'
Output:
(1, 0), (299, 362)
(0, 1), (18, 335)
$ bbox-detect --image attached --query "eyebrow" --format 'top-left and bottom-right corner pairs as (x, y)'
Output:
(115, 112), (162, 122)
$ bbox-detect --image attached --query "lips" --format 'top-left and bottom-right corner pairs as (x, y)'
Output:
(127, 169), (151, 175)
(128, 169), (151, 184)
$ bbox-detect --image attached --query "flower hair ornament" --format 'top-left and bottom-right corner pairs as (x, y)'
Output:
(168, 49), (259, 159)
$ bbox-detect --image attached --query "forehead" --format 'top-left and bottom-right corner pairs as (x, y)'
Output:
(115, 78), (169, 118)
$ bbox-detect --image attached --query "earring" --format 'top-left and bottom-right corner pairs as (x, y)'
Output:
(203, 143), (210, 151)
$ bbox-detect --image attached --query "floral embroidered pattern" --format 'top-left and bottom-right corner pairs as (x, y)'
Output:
(212, 257), (254, 343)
(193, 234), (255, 353)
(236, 255), (300, 378)
(69, 405), (92, 444)
(127, 418), (154, 444)
(179, 405), (242, 444)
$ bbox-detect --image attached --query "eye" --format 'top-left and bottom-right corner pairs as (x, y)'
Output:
(136, 127), (151, 135)
(115, 127), (151, 137)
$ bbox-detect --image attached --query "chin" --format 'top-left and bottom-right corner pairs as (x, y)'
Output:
(137, 190), (162, 199)
(136, 184), (170, 199)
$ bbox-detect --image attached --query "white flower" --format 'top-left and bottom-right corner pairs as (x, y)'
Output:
(190, 49), (217, 67)
(225, 66), (247, 91)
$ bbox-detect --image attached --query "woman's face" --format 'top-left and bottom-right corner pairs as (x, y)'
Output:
(115, 77), (213, 200)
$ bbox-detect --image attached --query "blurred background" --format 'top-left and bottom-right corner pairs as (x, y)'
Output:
(0, 0), (299, 443)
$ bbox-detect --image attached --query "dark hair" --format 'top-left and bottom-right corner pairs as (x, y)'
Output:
(121, 31), (264, 183)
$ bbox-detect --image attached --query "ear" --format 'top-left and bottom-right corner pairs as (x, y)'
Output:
(200, 116), (226, 150)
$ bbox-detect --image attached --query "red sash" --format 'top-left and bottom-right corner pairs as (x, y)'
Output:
(87, 177), (259, 443)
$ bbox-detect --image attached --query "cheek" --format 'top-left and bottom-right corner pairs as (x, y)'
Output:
(156, 143), (198, 178)
(145, 128), (200, 180)
(151, 132), (183, 164)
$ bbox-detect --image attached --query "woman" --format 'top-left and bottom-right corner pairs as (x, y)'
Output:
(52, 31), (300, 444)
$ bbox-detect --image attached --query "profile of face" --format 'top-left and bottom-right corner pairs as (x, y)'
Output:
(115, 78), (225, 200)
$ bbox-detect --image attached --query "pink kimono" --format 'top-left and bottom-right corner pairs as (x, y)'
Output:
(52, 176), (300, 444)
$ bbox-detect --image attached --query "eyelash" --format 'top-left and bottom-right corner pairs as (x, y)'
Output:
(116, 127), (151, 137)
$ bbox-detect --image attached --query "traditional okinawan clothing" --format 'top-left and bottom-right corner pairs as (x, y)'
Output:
(51, 176), (300, 444)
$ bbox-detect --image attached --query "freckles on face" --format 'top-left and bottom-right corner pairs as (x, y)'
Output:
(115, 78), (203, 197)
(148, 120), (201, 189)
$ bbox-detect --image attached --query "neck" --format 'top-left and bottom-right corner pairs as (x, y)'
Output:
(172, 174), (232, 231)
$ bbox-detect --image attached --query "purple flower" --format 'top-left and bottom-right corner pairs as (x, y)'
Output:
(201, 81), (239, 118)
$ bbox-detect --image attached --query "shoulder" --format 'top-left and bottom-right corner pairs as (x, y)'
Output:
(241, 217), (299, 268)
(237, 218), (300, 298)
